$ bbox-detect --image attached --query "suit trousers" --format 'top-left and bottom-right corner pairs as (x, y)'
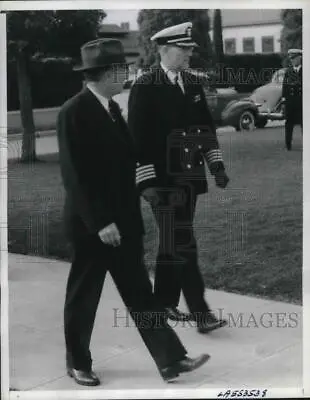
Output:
(151, 185), (210, 315)
(64, 234), (187, 372)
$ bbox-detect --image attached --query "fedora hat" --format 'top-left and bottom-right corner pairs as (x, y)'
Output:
(73, 38), (132, 71)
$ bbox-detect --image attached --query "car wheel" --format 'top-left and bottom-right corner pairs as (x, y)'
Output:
(237, 110), (256, 131)
(255, 117), (268, 129)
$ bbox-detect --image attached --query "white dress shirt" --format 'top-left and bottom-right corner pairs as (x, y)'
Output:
(86, 83), (112, 115)
(160, 62), (185, 93)
(294, 65), (301, 73)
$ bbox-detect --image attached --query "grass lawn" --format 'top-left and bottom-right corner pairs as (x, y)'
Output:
(8, 126), (302, 304)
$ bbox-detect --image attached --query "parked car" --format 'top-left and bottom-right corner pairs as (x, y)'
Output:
(124, 68), (286, 131)
(248, 68), (286, 128)
(203, 86), (259, 131)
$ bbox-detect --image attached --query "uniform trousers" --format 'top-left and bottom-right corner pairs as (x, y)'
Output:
(285, 105), (303, 149)
(64, 233), (187, 372)
(151, 185), (210, 317)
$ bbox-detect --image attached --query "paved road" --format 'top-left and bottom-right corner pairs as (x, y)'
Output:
(7, 90), (131, 134)
(8, 134), (59, 160)
(7, 122), (285, 160)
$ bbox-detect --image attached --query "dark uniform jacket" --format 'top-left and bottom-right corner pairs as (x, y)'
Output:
(128, 67), (225, 195)
(57, 87), (144, 241)
(282, 65), (303, 123)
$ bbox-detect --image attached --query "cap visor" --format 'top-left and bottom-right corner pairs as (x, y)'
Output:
(176, 42), (199, 47)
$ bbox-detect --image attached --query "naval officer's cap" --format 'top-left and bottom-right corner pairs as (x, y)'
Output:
(287, 48), (302, 58)
(151, 22), (198, 47)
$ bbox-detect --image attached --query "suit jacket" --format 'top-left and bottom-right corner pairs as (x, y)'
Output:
(57, 87), (144, 241)
(127, 67), (225, 195)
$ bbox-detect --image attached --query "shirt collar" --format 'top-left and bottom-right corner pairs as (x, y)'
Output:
(160, 62), (182, 84)
(86, 83), (110, 110)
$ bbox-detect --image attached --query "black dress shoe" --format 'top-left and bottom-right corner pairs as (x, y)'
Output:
(197, 312), (228, 334)
(159, 366), (180, 382)
(67, 367), (100, 386)
(160, 354), (210, 382)
(165, 307), (191, 321)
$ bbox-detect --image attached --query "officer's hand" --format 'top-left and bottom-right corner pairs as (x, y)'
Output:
(215, 170), (229, 189)
(98, 223), (121, 247)
(142, 187), (162, 206)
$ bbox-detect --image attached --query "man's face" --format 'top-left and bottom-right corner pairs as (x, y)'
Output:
(163, 45), (194, 71)
(102, 64), (129, 96)
(290, 54), (302, 67)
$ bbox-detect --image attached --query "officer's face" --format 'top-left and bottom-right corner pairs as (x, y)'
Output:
(290, 55), (302, 67)
(165, 45), (194, 70)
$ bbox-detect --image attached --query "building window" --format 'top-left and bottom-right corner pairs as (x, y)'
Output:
(243, 37), (255, 53)
(262, 36), (274, 53)
(224, 38), (236, 54)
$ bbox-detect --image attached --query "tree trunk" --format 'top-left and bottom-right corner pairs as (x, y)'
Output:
(213, 10), (224, 65)
(16, 49), (39, 163)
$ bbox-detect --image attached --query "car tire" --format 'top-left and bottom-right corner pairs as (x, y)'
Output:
(255, 117), (268, 129)
(236, 110), (256, 131)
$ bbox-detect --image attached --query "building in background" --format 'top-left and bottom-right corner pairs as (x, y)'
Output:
(98, 9), (283, 63)
(209, 9), (282, 54)
(98, 22), (140, 66)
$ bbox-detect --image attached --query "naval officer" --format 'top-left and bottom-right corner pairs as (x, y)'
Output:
(282, 48), (303, 150)
(128, 22), (229, 333)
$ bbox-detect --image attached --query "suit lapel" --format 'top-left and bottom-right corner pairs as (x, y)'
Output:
(181, 71), (200, 108)
(158, 67), (186, 109)
(181, 71), (190, 96)
(82, 88), (134, 149)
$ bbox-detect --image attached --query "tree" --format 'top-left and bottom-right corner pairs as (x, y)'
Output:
(280, 9), (302, 55)
(137, 9), (213, 69)
(7, 10), (106, 163)
(212, 9), (224, 64)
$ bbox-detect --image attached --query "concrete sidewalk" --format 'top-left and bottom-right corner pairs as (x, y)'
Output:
(8, 253), (302, 392)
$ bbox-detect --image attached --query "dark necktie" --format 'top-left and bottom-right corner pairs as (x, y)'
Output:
(108, 99), (123, 123)
(174, 74), (185, 96)
(108, 98), (133, 145)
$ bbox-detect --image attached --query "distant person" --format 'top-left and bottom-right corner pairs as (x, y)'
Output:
(128, 22), (229, 333)
(56, 38), (209, 387)
(282, 48), (303, 150)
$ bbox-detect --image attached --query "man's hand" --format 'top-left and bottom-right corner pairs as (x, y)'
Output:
(142, 187), (162, 206)
(98, 223), (121, 247)
(215, 170), (229, 189)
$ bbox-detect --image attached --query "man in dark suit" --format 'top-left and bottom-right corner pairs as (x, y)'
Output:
(57, 38), (210, 387)
(282, 48), (303, 151)
(128, 23), (229, 334)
